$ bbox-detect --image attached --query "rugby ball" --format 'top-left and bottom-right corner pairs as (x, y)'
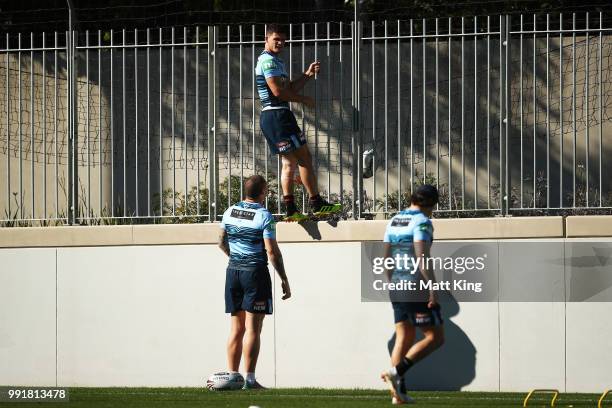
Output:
(206, 371), (244, 391)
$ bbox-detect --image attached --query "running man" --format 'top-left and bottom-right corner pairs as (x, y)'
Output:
(255, 23), (339, 220)
(380, 185), (445, 404)
(218, 175), (291, 389)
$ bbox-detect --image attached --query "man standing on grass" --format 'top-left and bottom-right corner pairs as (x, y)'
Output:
(380, 185), (445, 404)
(218, 175), (291, 389)
(256, 23), (339, 220)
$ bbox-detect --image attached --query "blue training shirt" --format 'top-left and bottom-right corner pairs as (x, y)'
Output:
(383, 209), (434, 282)
(255, 50), (290, 110)
(220, 201), (276, 269)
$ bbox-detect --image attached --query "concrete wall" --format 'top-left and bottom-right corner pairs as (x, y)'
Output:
(1, 216), (612, 391)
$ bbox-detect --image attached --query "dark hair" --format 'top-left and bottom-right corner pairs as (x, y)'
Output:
(266, 23), (287, 37)
(410, 184), (439, 208)
(244, 175), (267, 199)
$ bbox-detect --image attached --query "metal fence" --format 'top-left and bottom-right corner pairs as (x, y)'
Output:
(1, 12), (611, 225)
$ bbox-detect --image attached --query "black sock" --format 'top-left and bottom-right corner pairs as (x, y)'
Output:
(283, 195), (294, 203)
(395, 357), (414, 376)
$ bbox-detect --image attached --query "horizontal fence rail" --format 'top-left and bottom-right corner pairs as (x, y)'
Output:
(1, 13), (611, 225)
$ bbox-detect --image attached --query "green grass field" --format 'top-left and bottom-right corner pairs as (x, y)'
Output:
(0, 388), (606, 408)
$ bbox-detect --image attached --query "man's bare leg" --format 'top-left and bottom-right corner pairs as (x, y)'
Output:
(405, 325), (445, 364)
(243, 312), (265, 380)
(281, 146), (318, 198)
(281, 154), (298, 198)
(391, 321), (416, 366)
(227, 311), (246, 372)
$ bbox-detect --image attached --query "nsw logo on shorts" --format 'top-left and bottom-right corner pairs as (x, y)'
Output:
(276, 140), (292, 153)
(253, 301), (267, 312)
(414, 312), (432, 325)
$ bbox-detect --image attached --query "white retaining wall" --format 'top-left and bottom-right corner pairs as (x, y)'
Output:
(1, 239), (611, 392)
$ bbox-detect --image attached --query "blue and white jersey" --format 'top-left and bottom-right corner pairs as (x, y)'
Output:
(220, 201), (276, 269)
(255, 50), (290, 110)
(383, 209), (434, 282)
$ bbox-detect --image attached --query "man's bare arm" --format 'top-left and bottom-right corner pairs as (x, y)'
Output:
(218, 229), (230, 257)
(289, 61), (320, 93)
(414, 240), (438, 307)
(264, 238), (291, 300)
(383, 242), (393, 282)
(265, 76), (314, 107)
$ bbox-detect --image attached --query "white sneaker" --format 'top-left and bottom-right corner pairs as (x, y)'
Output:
(381, 371), (415, 404)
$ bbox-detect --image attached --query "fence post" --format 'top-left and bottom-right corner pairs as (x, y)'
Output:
(351, 2), (362, 219)
(67, 3), (78, 225)
(207, 26), (218, 222)
(500, 15), (510, 216)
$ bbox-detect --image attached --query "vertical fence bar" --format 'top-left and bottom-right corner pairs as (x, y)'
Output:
(159, 28), (163, 216)
(533, 15), (536, 208)
(251, 25), (255, 177)
(435, 18), (439, 205)
(66, 31), (70, 222)
(110, 30), (114, 217)
(183, 27), (187, 214)
(285, 23), (293, 211)
(18, 33), (22, 219)
(585, 12), (589, 207)
(251, 25), (255, 176)
(474, 17), (478, 208)
(339, 22), (344, 202)
(43, 33), (47, 220)
(398, 20), (402, 211)
(171, 27), (176, 216)
(368, 22), (375, 209)
(209, 25), (218, 221)
(486, 16), (491, 208)
(146, 28), (150, 216)
(572, 13), (576, 207)
(326, 22), (331, 201)
(500, 15), (507, 215)
(86, 31), (90, 219)
(546, 14), (550, 208)
(30, 33), (35, 219)
(410, 19), (414, 193)
(135, 29), (139, 216)
(301, 23), (306, 210)
(504, 15), (510, 215)
(98, 31), (102, 217)
(5, 34), (10, 218)
(519, 15), (524, 207)
(239, 25), (243, 200)
(422, 19), (426, 188)
(71, 30), (78, 223)
(122, 29), (127, 216)
(461, 17), (465, 210)
(531, 14), (538, 208)
(385, 20), (389, 212)
(195, 26), (200, 216)
(264, 25), (268, 208)
(448, 18), (452, 210)
(314, 23), (319, 178)
(54, 32), (58, 219)
(559, 14), (563, 207)
(287, 23), (292, 211)
(598, 12), (603, 206)
(227, 26), (231, 209)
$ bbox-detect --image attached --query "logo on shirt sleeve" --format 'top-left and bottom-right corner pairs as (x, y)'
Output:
(262, 60), (278, 72)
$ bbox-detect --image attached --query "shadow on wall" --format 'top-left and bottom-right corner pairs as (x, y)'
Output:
(387, 292), (476, 391)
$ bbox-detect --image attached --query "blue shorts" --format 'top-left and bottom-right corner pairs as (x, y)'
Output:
(225, 265), (273, 315)
(392, 302), (443, 326)
(260, 109), (306, 154)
